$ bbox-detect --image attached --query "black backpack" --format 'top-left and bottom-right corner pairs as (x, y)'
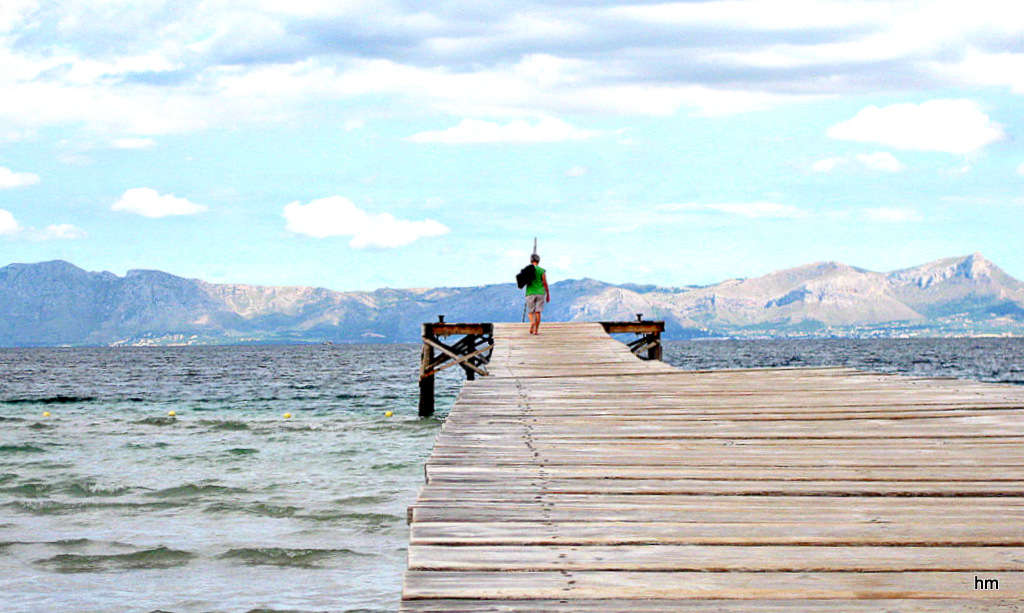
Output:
(516, 265), (536, 289)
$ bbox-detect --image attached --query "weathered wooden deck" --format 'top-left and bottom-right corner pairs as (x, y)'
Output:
(402, 322), (1024, 611)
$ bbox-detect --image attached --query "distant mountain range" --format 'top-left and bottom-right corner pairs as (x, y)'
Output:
(1, 253), (1022, 346)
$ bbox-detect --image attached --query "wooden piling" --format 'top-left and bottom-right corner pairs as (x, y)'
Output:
(418, 337), (435, 417)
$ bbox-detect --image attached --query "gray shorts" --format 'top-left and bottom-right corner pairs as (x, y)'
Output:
(526, 294), (545, 314)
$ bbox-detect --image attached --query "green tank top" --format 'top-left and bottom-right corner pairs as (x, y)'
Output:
(525, 266), (546, 295)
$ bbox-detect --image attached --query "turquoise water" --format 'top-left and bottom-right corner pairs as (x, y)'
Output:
(0, 345), (462, 613)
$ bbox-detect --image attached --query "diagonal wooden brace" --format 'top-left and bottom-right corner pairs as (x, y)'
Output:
(422, 337), (493, 378)
(423, 335), (492, 374)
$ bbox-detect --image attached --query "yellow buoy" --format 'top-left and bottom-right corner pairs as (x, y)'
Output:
(283, 413), (292, 419)
(385, 411), (393, 418)
(42, 411), (51, 418)
(168, 410), (176, 417)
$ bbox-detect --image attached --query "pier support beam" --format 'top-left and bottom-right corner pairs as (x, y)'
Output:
(600, 319), (665, 361)
(418, 320), (494, 417)
(418, 343), (435, 417)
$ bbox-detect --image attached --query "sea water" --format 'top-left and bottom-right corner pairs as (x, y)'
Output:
(1, 339), (1022, 613)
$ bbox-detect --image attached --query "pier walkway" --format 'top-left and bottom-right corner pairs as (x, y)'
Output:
(402, 322), (1024, 611)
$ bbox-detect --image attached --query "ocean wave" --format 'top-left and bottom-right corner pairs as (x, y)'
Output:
(5, 500), (183, 515)
(203, 502), (300, 518)
(0, 473), (18, 485)
(1, 395), (97, 405)
(369, 462), (414, 472)
(35, 546), (194, 573)
(301, 511), (402, 530)
(134, 417), (178, 426)
(62, 481), (132, 497)
(124, 441), (171, 449)
(217, 547), (368, 568)
(0, 444), (45, 454)
(144, 483), (244, 499)
(1, 538), (135, 552)
(0, 395), (97, 405)
(198, 420), (250, 431)
(51, 538), (94, 549)
(225, 448), (259, 456)
(280, 424), (325, 432)
(333, 495), (391, 506)
(0, 541), (20, 552)
(0, 482), (52, 497)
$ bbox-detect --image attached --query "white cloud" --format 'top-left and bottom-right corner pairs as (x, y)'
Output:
(0, 209), (20, 235)
(566, 166), (588, 177)
(854, 152), (905, 172)
(609, 0), (885, 32)
(65, 53), (180, 87)
(0, 0), (35, 34)
(811, 157), (846, 173)
(38, 224), (88, 240)
(112, 188), (208, 218)
(19, 223), (88, 242)
(1017, 163), (1024, 176)
(283, 196), (448, 248)
(937, 50), (1024, 95)
(863, 207), (922, 223)
(111, 137), (157, 149)
(826, 99), (1005, 154)
(814, 152), (905, 173)
(0, 166), (40, 188)
(0, 0), (1023, 144)
(0, 211), (85, 240)
(408, 117), (599, 144)
(661, 202), (806, 219)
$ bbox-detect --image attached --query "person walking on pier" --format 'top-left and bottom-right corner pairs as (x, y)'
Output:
(525, 254), (550, 335)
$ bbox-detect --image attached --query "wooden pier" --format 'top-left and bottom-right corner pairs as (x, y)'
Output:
(403, 322), (1024, 611)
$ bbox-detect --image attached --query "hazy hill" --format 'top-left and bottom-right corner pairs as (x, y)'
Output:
(1, 253), (1021, 346)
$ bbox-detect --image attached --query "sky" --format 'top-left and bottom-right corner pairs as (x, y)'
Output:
(0, 0), (1022, 291)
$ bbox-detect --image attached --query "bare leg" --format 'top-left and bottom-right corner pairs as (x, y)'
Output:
(528, 311), (539, 335)
(535, 311), (541, 335)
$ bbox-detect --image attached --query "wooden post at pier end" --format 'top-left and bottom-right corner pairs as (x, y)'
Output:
(600, 316), (664, 361)
(418, 319), (494, 417)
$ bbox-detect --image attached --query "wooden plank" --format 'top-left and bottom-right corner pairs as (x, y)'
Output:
(403, 571), (1024, 599)
(410, 521), (1024, 546)
(600, 321), (666, 334)
(409, 498), (1024, 523)
(408, 545), (1024, 572)
(424, 465), (1024, 483)
(425, 323), (493, 337)
(416, 479), (1024, 496)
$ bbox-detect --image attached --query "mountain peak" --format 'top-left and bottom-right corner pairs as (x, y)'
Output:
(2, 259), (82, 273)
(960, 252), (992, 277)
(888, 252), (999, 287)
